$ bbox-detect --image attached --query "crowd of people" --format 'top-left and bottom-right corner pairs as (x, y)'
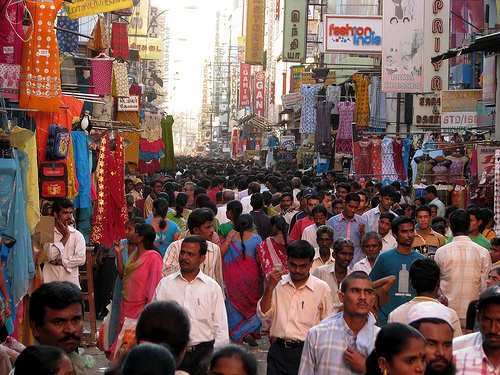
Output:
(5, 161), (500, 375)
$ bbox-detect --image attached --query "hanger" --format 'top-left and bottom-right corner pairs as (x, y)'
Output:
(94, 51), (112, 59)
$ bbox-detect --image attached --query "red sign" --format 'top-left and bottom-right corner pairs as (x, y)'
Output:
(239, 63), (251, 106)
(254, 71), (266, 117)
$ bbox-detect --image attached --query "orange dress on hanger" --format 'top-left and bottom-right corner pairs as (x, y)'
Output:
(353, 74), (371, 128)
(19, 0), (63, 112)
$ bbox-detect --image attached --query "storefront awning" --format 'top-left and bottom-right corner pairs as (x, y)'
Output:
(238, 114), (275, 132)
(431, 32), (500, 62)
(327, 56), (379, 84)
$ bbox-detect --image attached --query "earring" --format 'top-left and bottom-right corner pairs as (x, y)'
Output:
(379, 370), (387, 375)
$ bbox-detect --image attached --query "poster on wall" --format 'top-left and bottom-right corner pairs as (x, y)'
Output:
(483, 55), (496, 106)
(381, 0), (424, 93)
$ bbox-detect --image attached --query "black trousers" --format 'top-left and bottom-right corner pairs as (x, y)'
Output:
(267, 341), (303, 375)
(178, 341), (214, 375)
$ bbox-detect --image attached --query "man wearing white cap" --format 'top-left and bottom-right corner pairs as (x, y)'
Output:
(388, 258), (462, 337)
(407, 302), (456, 375)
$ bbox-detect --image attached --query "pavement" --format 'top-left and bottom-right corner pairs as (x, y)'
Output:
(82, 320), (270, 375)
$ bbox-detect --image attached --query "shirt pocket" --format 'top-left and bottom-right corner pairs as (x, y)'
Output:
(189, 297), (211, 325)
(296, 299), (317, 328)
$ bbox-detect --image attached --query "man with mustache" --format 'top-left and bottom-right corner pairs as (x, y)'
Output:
(454, 286), (500, 374)
(407, 302), (456, 375)
(28, 281), (87, 375)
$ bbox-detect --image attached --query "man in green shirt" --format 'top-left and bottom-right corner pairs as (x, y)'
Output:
(447, 206), (490, 250)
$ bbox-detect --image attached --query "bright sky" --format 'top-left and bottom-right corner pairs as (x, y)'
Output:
(150, 0), (233, 114)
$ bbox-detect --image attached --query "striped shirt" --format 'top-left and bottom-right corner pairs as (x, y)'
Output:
(454, 344), (500, 375)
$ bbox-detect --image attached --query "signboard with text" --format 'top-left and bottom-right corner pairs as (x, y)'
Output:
(324, 15), (382, 53)
(283, 0), (307, 62)
(245, 0), (266, 64)
(118, 96), (139, 111)
(67, 0), (133, 19)
(129, 37), (162, 59)
(254, 72), (266, 117)
(441, 90), (482, 112)
(239, 63), (251, 106)
(483, 55), (496, 106)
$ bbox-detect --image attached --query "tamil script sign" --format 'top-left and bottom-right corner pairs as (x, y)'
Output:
(67, 0), (133, 19)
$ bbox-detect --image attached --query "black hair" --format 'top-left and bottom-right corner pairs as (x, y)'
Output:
(199, 179), (212, 190)
(194, 187), (207, 198)
(250, 193), (264, 210)
(29, 282), (84, 327)
(182, 235), (208, 257)
(237, 179), (248, 191)
(280, 192), (293, 201)
(226, 200), (243, 224)
(445, 205), (459, 219)
(135, 223), (159, 253)
(332, 198), (344, 207)
(337, 182), (351, 193)
(365, 323), (425, 375)
(175, 192), (189, 218)
(153, 198), (169, 230)
(391, 181), (401, 190)
(248, 182), (261, 194)
(379, 212), (396, 222)
(125, 178), (133, 185)
(449, 209), (470, 235)
(198, 198), (217, 216)
(340, 271), (372, 293)
(120, 343), (176, 375)
(467, 206), (483, 223)
(52, 197), (74, 215)
(409, 258), (440, 294)
(14, 345), (67, 375)
(431, 216), (446, 225)
(127, 217), (145, 225)
(491, 237), (500, 247)
(345, 192), (361, 204)
(379, 185), (396, 198)
(210, 345), (258, 375)
(311, 203), (328, 217)
(287, 240), (315, 261)
(136, 301), (190, 363)
(431, 223), (446, 236)
(424, 185), (438, 196)
(371, 195), (380, 208)
(195, 193), (213, 209)
(414, 197), (426, 206)
(234, 214), (254, 254)
(415, 205), (431, 216)
(270, 215), (289, 248)
(391, 216), (415, 235)
(307, 194), (321, 204)
(150, 179), (162, 188)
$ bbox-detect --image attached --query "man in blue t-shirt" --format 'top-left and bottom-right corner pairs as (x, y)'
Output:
(369, 216), (425, 325)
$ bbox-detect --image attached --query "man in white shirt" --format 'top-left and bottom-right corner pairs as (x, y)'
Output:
(424, 185), (445, 217)
(378, 212), (397, 252)
(215, 190), (234, 225)
(301, 204), (328, 249)
(153, 235), (229, 375)
(162, 208), (223, 288)
(311, 225), (335, 274)
(362, 185), (398, 232)
(257, 240), (333, 375)
(241, 182), (260, 214)
(43, 198), (86, 288)
(352, 231), (383, 274)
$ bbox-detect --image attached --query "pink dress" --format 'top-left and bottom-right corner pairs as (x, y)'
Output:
(335, 102), (355, 154)
(357, 139), (373, 179)
(392, 138), (406, 181)
(371, 137), (382, 181)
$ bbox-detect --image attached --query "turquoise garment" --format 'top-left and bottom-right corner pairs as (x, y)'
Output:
(0, 151), (35, 307)
(72, 131), (92, 208)
(109, 240), (131, 347)
(145, 218), (179, 257)
(138, 149), (164, 163)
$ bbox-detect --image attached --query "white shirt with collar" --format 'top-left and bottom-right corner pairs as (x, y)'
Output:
(313, 263), (352, 313)
(216, 204), (229, 225)
(430, 197), (446, 217)
(362, 205), (398, 232)
(44, 226), (86, 288)
(241, 194), (254, 214)
(311, 248), (334, 274)
(153, 270), (229, 348)
(381, 232), (397, 253)
(352, 257), (373, 274)
(301, 224), (319, 249)
(257, 274), (333, 341)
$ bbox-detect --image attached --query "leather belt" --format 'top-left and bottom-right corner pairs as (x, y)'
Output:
(186, 340), (215, 353)
(275, 337), (304, 348)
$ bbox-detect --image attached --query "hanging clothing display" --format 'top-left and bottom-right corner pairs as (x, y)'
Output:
(59, 55), (77, 86)
(381, 137), (398, 181)
(90, 134), (128, 247)
(88, 15), (109, 51)
(371, 137), (382, 181)
(0, 150), (35, 307)
(56, 15), (79, 54)
(326, 86), (341, 114)
(446, 153), (469, 183)
(72, 132), (92, 209)
(369, 76), (387, 129)
(403, 136), (413, 179)
(0, 0), (25, 101)
(335, 101), (355, 154)
(161, 115), (174, 170)
(299, 84), (320, 133)
(392, 138), (406, 181)
(121, 131), (140, 169)
(357, 138), (373, 180)
(93, 95), (113, 121)
(19, 0), (63, 113)
(112, 61), (129, 97)
(141, 111), (162, 142)
(111, 22), (129, 59)
(91, 59), (113, 96)
(352, 74), (370, 128)
(314, 101), (333, 153)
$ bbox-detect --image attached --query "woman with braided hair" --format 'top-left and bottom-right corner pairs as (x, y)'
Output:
(146, 198), (180, 257)
(257, 215), (289, 283)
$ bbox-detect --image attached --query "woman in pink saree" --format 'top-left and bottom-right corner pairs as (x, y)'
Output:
(257, 215), (289, 282)
(110, 222), (163, 357)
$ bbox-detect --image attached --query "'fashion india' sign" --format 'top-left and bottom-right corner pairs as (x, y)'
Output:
(324, 15), (382, 53)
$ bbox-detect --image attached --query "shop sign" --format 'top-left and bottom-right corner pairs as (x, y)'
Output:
(281, 135), (296, 150)
(422, 0), (450, 93)
(281, 92), (303, 110)
(324, 15), (382, 53)
(300, 72), (336, 85)
(290, 65), (305, 92)
(245, 0), (266, 64)
(413, 93), (441, 126)
(282, 0), (307, 62)
(381, 0), (424, 93)
(477, 146), (500, 176)
(441, 112), (477, 128)
(129, 37), (162, 60)
(117, 96), (139, 111)
(441, 90), (482, 112)
(483, 55), (496, 106)
(254, 71), (266, 117)
(128, 0), (150, 36)
(66, 0), (133, 19)
(148, 7), (160, 38)
(238, 37), (246, 62)
(240, 63), (251, 106)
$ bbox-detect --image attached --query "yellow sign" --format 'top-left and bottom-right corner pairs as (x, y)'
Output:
(129, 37), (163, 60)
(67, 0), (133, 19)
(245, 0), (266, 64)
(128, 0), (150, 36)
(300, 72), (336, 85)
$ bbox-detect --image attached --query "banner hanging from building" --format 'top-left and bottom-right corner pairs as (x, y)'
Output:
(290, 65), (305, 92)
(483, 55), (496, 106)
(245, 0), (266, 64)
(67, 0), (133, 19)
(254, 71), (266, 117)
(129, 37), (163, 59)
(128, 0), (150, 36)
(382, 0), (424, 93)
(324, 15), (382, 54)
(283, 0), (307, 62)
(240, 63), (251, 106)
